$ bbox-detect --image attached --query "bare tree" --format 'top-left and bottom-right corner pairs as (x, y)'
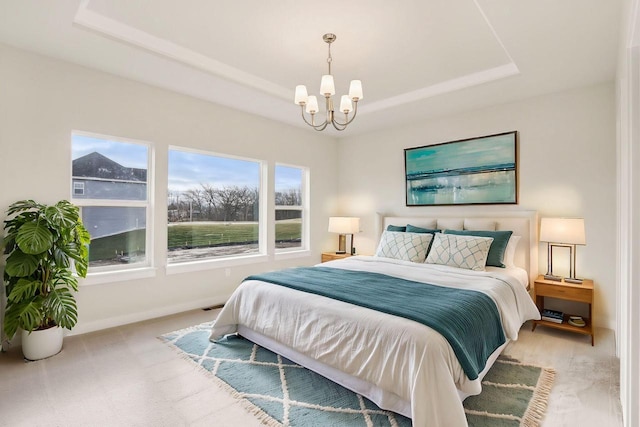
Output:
(168, 184), (261, 222)
(215, 186), (242, 221)
(201, 183), (218, 220)
(183, 188), (205, 221)
(276, 188), (301, 206)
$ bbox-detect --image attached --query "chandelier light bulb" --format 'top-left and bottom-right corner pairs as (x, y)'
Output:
(340, 95), (353, 113)
(349, 80), (363, 101)
(294, 85), (308, 105)
(305, 96), (319, 114)
(320, 75), (336, 96)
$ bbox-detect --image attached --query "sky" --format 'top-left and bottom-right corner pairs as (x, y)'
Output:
(72, 134), (302, 193)
(72, 134), (148, 168)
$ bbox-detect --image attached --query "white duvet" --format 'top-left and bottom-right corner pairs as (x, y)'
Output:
(210, 256), (540, 427)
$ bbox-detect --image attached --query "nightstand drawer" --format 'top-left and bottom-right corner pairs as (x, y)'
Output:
(535, 282), (592, 303)
(321, 252), (351, 263)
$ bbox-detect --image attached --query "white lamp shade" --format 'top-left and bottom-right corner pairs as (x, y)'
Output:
(339, 95), (353, 113)
(294, 85), (308, 105)
(305, 95), (319, 114)
(349, 80), (363, 100)
(328, 217), (360, 234)
(320, 75), (335, 96)
(540, 218), (586, 245)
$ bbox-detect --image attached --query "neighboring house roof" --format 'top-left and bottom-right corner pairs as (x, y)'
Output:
(72, 152), (146, 182)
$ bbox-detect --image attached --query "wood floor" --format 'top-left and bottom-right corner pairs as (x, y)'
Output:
(0, 309), (623, 427)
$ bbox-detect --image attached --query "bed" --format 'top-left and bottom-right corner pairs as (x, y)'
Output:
(210, 212), (541, 427)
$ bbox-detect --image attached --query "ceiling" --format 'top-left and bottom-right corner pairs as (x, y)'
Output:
(0, 0), (622, 137)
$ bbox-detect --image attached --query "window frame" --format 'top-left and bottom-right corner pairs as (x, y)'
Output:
(71, 130), (155, 282)
(274, 163), (310, 258)
(165, 145), (267, 274)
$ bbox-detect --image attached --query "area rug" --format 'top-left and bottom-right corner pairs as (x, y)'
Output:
(160, 322), (555, 427)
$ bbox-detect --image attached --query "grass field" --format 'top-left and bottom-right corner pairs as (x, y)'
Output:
(89, 220), (301, 263)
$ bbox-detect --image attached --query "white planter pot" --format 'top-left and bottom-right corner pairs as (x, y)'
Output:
(21, 326), (64, 361)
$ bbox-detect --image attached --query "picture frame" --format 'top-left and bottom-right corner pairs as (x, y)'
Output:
(405, 131), (518, 206)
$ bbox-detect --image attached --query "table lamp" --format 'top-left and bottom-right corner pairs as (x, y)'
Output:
(539, 217), (586, 284)
(328, 217), (360, 254)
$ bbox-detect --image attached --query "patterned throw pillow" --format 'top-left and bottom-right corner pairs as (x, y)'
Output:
(375, 231), (433, 263)
(443, 229), (512, 268)
(425, 233), (494, 271)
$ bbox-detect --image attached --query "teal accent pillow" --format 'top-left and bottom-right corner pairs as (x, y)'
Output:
(406, 224), (440, 234)
(443, 229), (513, 268)
(386, 225), (406, 232)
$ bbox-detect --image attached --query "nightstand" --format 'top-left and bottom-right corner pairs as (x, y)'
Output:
(321, 252), (352, 263)
(532, 275), (594, 345)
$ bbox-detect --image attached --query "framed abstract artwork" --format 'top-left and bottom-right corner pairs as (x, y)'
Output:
(405, 131), (518, 206)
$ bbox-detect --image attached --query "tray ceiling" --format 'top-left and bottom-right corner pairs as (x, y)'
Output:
(0, 0), (622, 136)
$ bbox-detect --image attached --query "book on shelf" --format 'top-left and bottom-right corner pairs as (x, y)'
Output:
(541, 309), (564, 323)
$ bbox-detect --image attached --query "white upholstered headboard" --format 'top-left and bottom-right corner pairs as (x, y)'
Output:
(376, 211), (538, 287)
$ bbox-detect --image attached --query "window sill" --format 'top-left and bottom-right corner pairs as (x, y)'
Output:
(274, 249), (311, 261)
(80, 267), (157, 286)
(166, 253), (269, 275)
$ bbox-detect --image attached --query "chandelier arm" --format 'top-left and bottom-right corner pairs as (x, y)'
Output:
(314, 122), (330, 131)
(331, 120), (348, 131)
(300, 105), (329, 130)
(331, 101), (359, 127)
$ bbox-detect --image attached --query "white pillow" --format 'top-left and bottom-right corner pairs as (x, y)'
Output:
(503, 235), (521, 267)
(375, 231), (433, 263)
(425, 233), (493, 271)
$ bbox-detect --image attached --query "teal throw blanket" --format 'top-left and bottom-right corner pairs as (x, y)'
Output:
(245, 266), (506, 380)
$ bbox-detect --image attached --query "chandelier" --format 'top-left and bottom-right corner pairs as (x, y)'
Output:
(294, 33), (363, 131)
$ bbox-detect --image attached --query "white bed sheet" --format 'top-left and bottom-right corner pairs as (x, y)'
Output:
(210, 256), (540, 427)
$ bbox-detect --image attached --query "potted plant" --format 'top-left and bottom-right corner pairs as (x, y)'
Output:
(2, 200), (90, 360)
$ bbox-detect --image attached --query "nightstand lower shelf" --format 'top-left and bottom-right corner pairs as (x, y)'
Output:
(532, 315), (593, 343)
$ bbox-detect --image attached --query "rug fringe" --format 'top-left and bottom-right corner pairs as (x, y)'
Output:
(474, 357), (556, 427)
(520, 366), (556, 427)
(157, 336), (282, 427)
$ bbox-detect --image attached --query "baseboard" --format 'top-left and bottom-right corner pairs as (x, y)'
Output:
(68, 297), (225, 337)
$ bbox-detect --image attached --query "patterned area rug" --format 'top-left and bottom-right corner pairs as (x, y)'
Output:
(160, 322), (555, 427)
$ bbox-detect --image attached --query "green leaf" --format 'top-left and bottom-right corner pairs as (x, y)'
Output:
(76, 223), (91, 245)
(53, 247), (70, 269)
(7, 278), (42, 303)
(44, 287), (77, 330)
(3, 297), (43, 337)
(16, 221), (54, 254)
(6, 200), (41, 216)
(75, 245), (88, 278)
(4, 250), (39, 277)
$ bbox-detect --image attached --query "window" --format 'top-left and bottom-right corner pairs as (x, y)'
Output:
(73, 182), (85, 196)
(71, 132), (152, 271)
(275, 164), (307, 252)
(167, 147), (263, 264)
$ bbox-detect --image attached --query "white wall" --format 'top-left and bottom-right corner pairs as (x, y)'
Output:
(338, 82), (616, 330)
(0, 43), (339, 335)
